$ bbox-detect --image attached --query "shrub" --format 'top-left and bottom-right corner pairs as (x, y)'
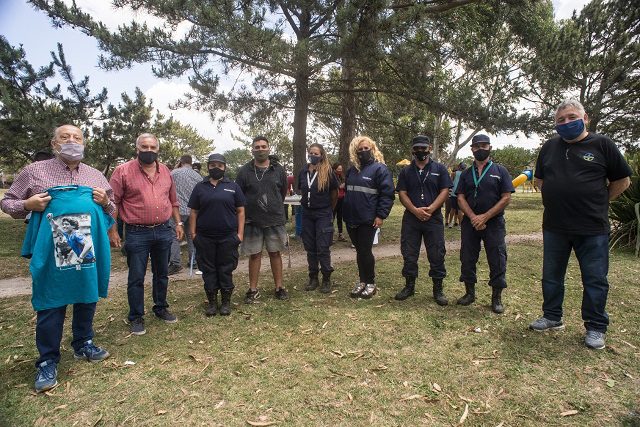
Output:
(610, 153), (640, 251)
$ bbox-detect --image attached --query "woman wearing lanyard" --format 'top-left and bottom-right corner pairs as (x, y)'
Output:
(343, 136), (395, 299)
(298, 143), (339, 293)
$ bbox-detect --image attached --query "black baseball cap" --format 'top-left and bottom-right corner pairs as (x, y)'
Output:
(411, 135), (431, 148)
(207, 153), (227, 164)
(471, 134), (491, 146)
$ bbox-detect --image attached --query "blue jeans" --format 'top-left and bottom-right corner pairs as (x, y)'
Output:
(125, 222), (174, 321)
(542, 230), (610, 332)
(35, 303), (96, 366)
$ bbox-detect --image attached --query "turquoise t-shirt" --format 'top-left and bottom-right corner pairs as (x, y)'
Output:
(21, 186), (114, 311)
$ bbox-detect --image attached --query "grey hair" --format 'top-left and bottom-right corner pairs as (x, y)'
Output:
(555, 99), (585, 116)
(52, 125), (84, 141)
(136, 133), (160, 148)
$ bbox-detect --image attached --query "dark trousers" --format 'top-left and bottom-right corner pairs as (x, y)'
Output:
(347, 224), (377, 283)
(125, 222), (173, 321)
(301, 207), (334, 275)
(542, 231), (610, 332)
(35, 303), (96, 366)
(459, 216), (507, 289)
(401, 212), (446, 280)
(333, 198), (344, 234)
(194, 234), (240, 293)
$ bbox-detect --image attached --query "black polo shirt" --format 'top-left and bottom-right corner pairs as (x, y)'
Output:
(297, 165), (339, 209)
(456, 160), (514, 217)
(535, 133), (632, 235)
(396, 159), (452, 218)
(187, 178), (246, 238)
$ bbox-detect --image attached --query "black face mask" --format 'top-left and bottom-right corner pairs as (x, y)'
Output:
(357, 150), (372, 165)
(209, 167), (225, 180)
(413, 151), (430, 161)
(473, 149), (490, 161)
(138, 151), (158, 165)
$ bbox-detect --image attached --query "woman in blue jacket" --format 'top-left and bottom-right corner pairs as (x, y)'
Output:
(343, 136), (395, 298)
(298, 143), (339, 293)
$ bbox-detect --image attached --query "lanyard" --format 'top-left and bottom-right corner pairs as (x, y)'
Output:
(472, 161), (493, 198)
(415, 161), (432, 201)
(307, 170), (318, 207)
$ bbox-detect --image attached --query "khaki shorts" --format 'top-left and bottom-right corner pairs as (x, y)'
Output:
(241, 224), (287, 256)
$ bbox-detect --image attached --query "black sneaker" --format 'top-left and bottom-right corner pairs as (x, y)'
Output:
(244, 289), (260, 304)
(130, 317), (146, 335)
(167, 264), (182, 275)
(275, 288), (289, 300)
(154, 308), (178, 323)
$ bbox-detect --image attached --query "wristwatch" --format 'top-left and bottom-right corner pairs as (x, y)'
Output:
(177, 222), (184, 226)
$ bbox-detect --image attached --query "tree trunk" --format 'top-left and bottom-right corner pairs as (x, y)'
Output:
(339, 55), (357, 169)
(292, 71), (310, 187)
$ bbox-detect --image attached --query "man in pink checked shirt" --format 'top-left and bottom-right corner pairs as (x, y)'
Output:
(1, 124), (116, 393)
(109, 133), (184, 336)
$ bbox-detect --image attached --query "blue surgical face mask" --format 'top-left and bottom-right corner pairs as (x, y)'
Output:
(556, 119), (585, 141)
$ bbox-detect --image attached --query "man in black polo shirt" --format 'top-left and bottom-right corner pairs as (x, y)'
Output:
(394, 136), (453, 305)
(529, 99), (632, 350)
(189, 154), (246, 316)
(456, 134), (514, 314)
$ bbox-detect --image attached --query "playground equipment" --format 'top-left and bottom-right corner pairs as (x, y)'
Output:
(512, 169), (533, 188)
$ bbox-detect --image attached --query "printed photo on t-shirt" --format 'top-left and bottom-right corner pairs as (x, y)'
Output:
(46, 213), (96, 268)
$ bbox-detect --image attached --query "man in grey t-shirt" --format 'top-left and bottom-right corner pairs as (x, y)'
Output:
(169, 155), (204, 274)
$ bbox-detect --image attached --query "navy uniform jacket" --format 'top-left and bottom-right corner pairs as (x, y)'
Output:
(396, 159), (452, 220)
(297, 165), (339, 210)
(343, 160), (395, 226)
(455, 161), (514, 222)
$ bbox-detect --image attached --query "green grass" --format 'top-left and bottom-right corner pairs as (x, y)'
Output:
(0, 192), (544, 279)
(0, 243), (638, 426)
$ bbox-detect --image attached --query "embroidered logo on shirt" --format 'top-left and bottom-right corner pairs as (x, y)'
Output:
(362, 176), (372, 181)
(431, 173), (440, 176)
(490, 175), (501, 180)
(223, 189), (236, 193)
(582, 152), (595, 162)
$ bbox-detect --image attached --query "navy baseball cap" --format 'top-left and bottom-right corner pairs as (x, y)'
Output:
(471, 134), (491, 146)
(411, 135), (431, 148)
(207, 153), (227, 164)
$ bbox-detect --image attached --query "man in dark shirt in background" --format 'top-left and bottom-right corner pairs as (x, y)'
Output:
(236, 136), (289, 302)
(529, 99), (632, 350)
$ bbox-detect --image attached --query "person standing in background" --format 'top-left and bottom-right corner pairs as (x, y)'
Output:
(332, 162), (347, 242)
(168, 154), (204, 275)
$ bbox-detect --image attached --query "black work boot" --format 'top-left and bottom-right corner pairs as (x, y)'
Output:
(205, 290), (218, 316)
(220, 289), (233, 316)
(319, 272), (332, 294)
(456, 282), (476, 306)
(395, 277), (416, 301)
(491, 287), (504, 314)
(432, 279), (448, 306)
(305, 273), (319, 291)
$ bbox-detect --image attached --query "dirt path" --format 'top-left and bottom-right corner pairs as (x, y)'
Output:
(0, 232), (542, 298)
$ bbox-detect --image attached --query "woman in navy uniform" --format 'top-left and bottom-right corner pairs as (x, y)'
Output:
(343, 136), (395, 299)
(455, 134), (514, 313)
(298, 143), (339, 293)
(188, 154), (246, 316)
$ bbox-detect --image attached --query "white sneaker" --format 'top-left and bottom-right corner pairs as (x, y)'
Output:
(196, 270), (203, 275)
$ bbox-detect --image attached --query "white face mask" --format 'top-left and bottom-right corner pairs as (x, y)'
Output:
(57, 143), (85, 161)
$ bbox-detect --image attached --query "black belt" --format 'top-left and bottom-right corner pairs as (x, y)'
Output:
(126, 221), (169, 229)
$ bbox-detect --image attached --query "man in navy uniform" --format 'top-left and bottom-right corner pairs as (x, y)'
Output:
(394, 135), (452, 305)
(456, 134), (514, 314)
(529, 99), (632, 350)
